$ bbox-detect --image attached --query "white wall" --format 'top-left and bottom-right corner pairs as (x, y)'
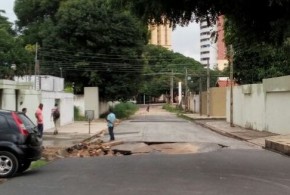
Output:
(84, 87), (99, 119)
(74, 94), (118, 118)
(41, 91), (74, 131)
(2, 89), (16, 110)
(15, 75), (64, 91)
(0, 79), (73, 132)
(74, 95), (85, 116)
(227, 76), (290, 134)
(18, 89), (41, 121)
(188, 94), (200, 113)
(227, 84), (265, 131)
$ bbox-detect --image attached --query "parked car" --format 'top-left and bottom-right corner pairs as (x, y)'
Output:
(0, 110), (42, 178)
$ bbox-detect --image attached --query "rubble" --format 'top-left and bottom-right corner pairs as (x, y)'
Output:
(42, 139), (124, 160)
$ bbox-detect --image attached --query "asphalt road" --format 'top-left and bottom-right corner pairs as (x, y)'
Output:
(1, 150), (290, 195)
(1, 105), (290, 194)
(115, 105), (259, 151)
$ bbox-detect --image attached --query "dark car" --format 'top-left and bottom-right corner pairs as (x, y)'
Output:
(0, 110), (42, 178)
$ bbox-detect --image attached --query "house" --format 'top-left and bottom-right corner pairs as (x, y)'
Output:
(216, 77), (238, 87)
(1, 75), (74, 132)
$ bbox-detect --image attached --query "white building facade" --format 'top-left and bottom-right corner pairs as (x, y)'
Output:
(1, 76), (74, 132)
(200, 19), (218, 69)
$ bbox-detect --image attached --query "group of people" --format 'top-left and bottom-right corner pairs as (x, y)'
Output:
(22, 103), (60, 138)
(22, 103), (117, 142)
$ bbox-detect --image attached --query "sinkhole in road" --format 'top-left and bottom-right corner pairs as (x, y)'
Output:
(111, 142), (228, 156)
(43, 141), (229, 161)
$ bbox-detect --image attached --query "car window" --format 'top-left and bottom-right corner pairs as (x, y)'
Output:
(17, 113), (36, 132)
(0, 115), (10, 132)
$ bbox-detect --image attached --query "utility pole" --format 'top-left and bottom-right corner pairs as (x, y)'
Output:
(230, 45), (234, 127)
(185, 68), (188, 110)
(34, 42), (39, 90)
(207, 58), (210, 117)
(170, 69), (173, 104)
(199, 76), (202, 116)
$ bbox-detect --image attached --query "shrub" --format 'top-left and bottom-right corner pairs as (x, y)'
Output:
(162, 103), (184, 113)
(113, 102), (138, 119)
(74, 106), (86, 121)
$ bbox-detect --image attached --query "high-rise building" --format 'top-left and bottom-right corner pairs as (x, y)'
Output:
(200, 16), (228, 70)
(149, 24), (172, 50)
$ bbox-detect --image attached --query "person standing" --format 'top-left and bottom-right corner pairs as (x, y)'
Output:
(146, 104), (150, 112)
(35, 103), (44, 137)
(106, 107), (116, 141)
(51, 103), (60, 135)
(22, 108), (27, 116)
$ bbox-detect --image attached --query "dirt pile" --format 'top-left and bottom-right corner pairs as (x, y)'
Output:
(42, 139), (124, 161)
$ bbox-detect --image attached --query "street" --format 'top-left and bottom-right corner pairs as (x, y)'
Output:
(0, 105), (290, 195)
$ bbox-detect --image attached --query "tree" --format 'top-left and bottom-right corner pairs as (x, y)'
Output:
(0, 13), (33, 79)
(139, 45), (221, 101)
(129, 0), (290, 45)
(15, 0), (148, 101)
(223, 17), (290, 84)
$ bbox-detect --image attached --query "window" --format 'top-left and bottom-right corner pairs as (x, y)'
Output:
(200, 32), (210, 36)
(200, 25), (209, 29)
(0, 115), (10, 132)
(201, 57), (210, 61)
(201, 38), (210, 42)
(201, 44), (210, 48)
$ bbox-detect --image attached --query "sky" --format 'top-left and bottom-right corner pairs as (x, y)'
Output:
(1, 0), (200, 61)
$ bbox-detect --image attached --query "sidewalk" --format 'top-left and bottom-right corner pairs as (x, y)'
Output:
(43, 120), (108, 147)
(183, 113), (290, 156)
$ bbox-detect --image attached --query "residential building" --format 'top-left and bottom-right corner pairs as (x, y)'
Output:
(2, 75), (75, 132)
(149, 23), (172, 49)
(200, 16), (228, 70)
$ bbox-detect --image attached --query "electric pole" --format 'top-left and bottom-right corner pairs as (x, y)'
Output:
(170, 69), (173, 104)
(199, 76), (202, 116)
(34, 42), (39, 90)
(207, 58), (210, 117)
(230, 45), (234, 127)
(185, 68), (188, 110)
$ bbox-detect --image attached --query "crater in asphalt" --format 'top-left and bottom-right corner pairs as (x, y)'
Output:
(130, 120), (188, 123)
(43, 141), (229, 161)
(111, 142), (228, 155)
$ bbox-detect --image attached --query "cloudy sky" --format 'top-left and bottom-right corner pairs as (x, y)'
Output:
(1, 0), (200, 61)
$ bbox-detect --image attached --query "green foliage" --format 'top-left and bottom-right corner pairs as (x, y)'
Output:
(162, 103), (184, 114)
(140, 45), (221, 97)
(74, 106), (86, 121)
(129, 0), (290, 46)
(0, 13), (33, 79)
(30, 160), (48, 169)
(224, 17), (290, 84)
(14, 0), (148, 101)
(112, 102), (138, 119)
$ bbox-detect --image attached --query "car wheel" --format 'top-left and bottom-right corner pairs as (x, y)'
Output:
(0, 151), (19, 178)
(17, 160), (31, 173)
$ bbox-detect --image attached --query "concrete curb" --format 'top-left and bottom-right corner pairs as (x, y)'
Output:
(194, 120), (247, 141)
(265, 139), (290, 156)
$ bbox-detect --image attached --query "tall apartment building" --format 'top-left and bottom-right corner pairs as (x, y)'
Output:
(149, 24), (172, 50)
(200, 16), (228, 70)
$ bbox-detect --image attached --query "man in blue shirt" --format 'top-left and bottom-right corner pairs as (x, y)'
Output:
(106, 108), (116, 141)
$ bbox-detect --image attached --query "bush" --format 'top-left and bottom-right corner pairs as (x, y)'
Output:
(113, 102), (138, 119)
(162, 103), (184, 113)
(74, 106), (86, 121)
